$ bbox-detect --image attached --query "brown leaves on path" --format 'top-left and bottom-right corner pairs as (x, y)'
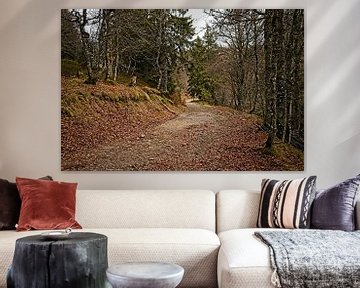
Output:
(62, 85), (304, 170)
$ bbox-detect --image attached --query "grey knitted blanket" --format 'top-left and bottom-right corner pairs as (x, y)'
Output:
(255, 230), (360, 288)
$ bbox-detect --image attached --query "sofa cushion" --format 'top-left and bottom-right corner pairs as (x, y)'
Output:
(257, 177), (317, 229)
(76, 190), (216, 231)
(0, 176), (53, 230)
(16, 177), (81, 231)
(216, 190), (260, 233)
(0, 228), (220, 288)
(311, 175), (360, 231)
(217, 228), (278, 288)
(0, 179), (20, 230)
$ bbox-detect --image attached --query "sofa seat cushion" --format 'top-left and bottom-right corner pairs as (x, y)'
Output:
(0, 228), (219, 288)
(102, 228), (220, 288)
(218, 228), (282, 288)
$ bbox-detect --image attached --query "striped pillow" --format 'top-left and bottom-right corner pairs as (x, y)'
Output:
(257, 176), (317, 229)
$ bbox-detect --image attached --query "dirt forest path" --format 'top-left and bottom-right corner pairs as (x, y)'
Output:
(81, 102), (300, 171)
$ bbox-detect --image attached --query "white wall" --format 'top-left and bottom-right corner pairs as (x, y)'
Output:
(0, 0), (359, 191)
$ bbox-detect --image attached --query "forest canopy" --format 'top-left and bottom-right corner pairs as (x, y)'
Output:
(61, 9), (304, 150)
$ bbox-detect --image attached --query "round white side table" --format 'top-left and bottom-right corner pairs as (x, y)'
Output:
(106, 262), (184, 288)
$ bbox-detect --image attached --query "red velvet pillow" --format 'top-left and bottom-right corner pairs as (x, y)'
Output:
(0, 176), (53, 230)
(16, 177), (82, 231)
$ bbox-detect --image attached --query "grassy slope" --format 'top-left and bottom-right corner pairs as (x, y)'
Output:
(61, 77), (184, 169)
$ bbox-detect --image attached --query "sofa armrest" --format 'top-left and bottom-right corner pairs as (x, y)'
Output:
(356, 201), (360, 230)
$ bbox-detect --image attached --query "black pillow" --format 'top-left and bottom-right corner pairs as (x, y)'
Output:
(0, 179), (20, 230)
(0, 176), (53, 230)
(311, 174), (360, 231)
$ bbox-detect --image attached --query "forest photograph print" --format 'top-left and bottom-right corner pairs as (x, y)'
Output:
(61, 9), (304, 171)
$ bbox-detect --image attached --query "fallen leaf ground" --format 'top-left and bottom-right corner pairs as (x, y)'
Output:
(61, 78), (304, 171)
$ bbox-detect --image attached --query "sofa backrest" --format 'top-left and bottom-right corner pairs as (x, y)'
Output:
(216, 190), (260, 233)
(76, 190), (216, 231)
(217, 190), (360, 232)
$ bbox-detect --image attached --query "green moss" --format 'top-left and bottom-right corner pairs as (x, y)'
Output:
(61, 59), (83, 77)
(262, 147), (278, 156)
(105, 79), (117, 86)
(276, 143), (304, 160)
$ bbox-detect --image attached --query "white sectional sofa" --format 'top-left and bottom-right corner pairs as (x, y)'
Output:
(216, 190), (360, 288)
(216, 190), (274, 288)
(0, 190), (219, 288)
(1, 189), (359, 288)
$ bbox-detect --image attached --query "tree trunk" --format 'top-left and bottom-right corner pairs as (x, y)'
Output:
(77, 10), (97, 85)
(113, 37), (119, 81)
(274, 10), (285, 142)
(288, 98), (293, 144)
(283, 10), (297, 142)
(273, 10), (284, 141)
(250, 10), (260, 114)
(292, 10), (304, 149)
(156, 10), (165, 91)
(264, 9), (275, 149)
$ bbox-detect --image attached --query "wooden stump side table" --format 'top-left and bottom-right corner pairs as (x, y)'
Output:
(7, 232), (108, 288)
